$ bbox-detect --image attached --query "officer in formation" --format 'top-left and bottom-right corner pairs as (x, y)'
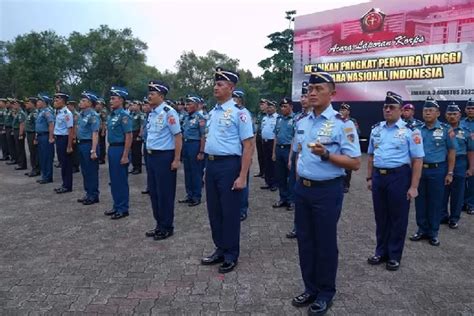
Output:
(129, 100), (145, 175)
(286, 81), (310, 239)
(35, 94), (55, 184)
(409, 97), (456, 246)
(338, 103), (360, 193)
(95, 99), (108, 164)
(67, 100), (81, 173)
(366, 91), (424, 271)
(103, 86), (132, 220)
(53, 92), (74, 194)
(401, 103), (423, 128)
(441, 102), (474, 228)
(25, 97), (40, 177)
(178, 95), (205, 207)
(5, 99), (16, 165)
(0, 98), (10, 160)
(232, 89), (252, 221)
(176, 99), (187, 128)
(260, 100), (278, 191)
(144, 80), (182, 240)
(76, 91), (101, 206)
(200, 67), (253, 274)
(291, 66), (361, 315)
(461, 98), (474, 214)
(141, 97), (151, 195)
(272, 97), (295, 209)
(11, 99), (27, 170)
(254, 98), (268, 178)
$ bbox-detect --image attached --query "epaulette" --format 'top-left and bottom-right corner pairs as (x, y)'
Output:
(405, 122), (416, 131)
(335, 113), (348, 122)
(371, 122), (381, 129)
(234, 103), (243, 110)
(163, 105), (170, 112)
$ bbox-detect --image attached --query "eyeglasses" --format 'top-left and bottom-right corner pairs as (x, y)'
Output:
(383, 105), (399, 111)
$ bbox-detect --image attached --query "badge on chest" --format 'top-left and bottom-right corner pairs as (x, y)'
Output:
(317, 121), (335, 144)
(433, 128), (444, 138)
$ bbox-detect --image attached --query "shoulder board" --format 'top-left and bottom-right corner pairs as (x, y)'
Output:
(163, 106), (170, 112)
(405, 122), (416, 131)
(234, 103), (243, 110)
(335, 113), (348, 122)
(371, 122), (381, 129)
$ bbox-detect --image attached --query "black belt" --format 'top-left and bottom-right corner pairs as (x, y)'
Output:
(109, 142), (125, 147)
(374, 165), (408, 175)
(37, 132), (49, 136)
(147, 149), (174, 155)
(263, 139), (274, 143)
(26, 131), (35, 134)
(300, 176), (343, 187)
(184, 139), (200, 142)
(423, 163), (443, 169)
(77, 139), (92, 143)
(207, 155), (240, 161)
(55, 135), (67, 138)
(277, 144), (291, 149)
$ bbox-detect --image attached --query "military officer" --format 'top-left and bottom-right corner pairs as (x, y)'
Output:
(401, 103), (423, 128)
(200, 67), (253, 274)
(53, 92), (74, 193)
(176, 99), (187, 128)
(5, 99), (17, 165)
(11, 99), (27, 170)
(338, 103), (360, 193)
(0, 98), (10, 161)
(286, 82), (310, 239)
(178, 95), (205, 207)
(103, 86), (132, 219)
(461, 98), (474, 214)
(409, 97), (457, 246)
(35, 94), (55, 184)
(366, 91), (424, 271)
(129, 101), (145, 174)
(144, 80), (182, 240)
(95, 99), (108, 164)
(260, 100), (278, 191)
(25, 97), (40, 177)
(254, 98), (268, 177)
(141, 98), (151, 195)
(67, 100), (81, 173)
(441, 102), (474, 228)
(272, 97), (295, 209)
(291, 67), (361, 315)
(76, 91), (101, 205)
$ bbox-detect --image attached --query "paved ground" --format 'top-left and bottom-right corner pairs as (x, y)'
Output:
(1, 154), (473, 315)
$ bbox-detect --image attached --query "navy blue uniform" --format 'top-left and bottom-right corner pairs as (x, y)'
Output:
(107, 108), (132, 214)
(36, 107), (55, 182)
(460, 117), (474, 212)
(274, 113), (295, 204)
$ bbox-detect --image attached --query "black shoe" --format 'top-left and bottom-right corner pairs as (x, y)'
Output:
(37, 179), (52, 184)
(104, 209), (116, 216)
(367, 255), (388, 265)
(98, 160), (105, 165)
(141, 189), (149, 194)
(110, 212), (129, 220)
(131, 169), (141, 175)
(24, 172), (29, 176)
(28, 171), (40, 177)
(287, 203), (294, 211)
(188, 200), (201, 207)
(440, 217), (449, 224)
(6, 161), (17, 165)
(178, 198), (193, 203)
(77, 196), (87, 203)
(260, 186), (271, 190)
(253, 173), (263, 177)
(145, 229), (159, 237)
(409, 232), (428, 241)
(82, 198), (99, 205)
(272, 201), (289, 208)
(73, 167), (80, 173)
(448, 222), (458, 229)
(201, 253), (225, 265)
(218, 261), (237, 273)
(308, 300), (332, 315)
(291, 293), (317, 307)
(153, 230), (173, 240)
(270, 186), (278, 192)
(467, 207), (474, 215)
(54, 163), (61, 168)
(56, 187), (71, 194)
(386, 260), (400, 271)
(286, 230), (297, 239)
(343, 187), (349, 193)
(429, 237), (440, 246)
(240, 213), (247, 221)
(15, 166), (27, 170)
(0, 157), (7, 161)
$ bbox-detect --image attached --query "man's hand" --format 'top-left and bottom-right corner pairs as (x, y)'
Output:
(197, 152), (204, 161)
(18, 135), (24, 140)
(232, 176), (247, 191)
(407, 187), (418, 200)
(367, 179), (372, 191)
(272, 153), (276, 162)
(120, 156), (129, 165)
(445, 174), (453, 185)
(91, 152), (98, 160)
(467, 169), (473, 177)
(67, 146), (73, 154)
(171, 159), (180, 171)
(33, 139), (38, 145)
(309, 142), (326, 156)
(49, 137), (55, 144)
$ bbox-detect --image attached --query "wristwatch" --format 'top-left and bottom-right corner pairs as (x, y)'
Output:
(320, 149), (330, 161)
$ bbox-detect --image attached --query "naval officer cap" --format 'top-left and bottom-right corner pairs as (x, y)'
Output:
(110, 86), (129, 99)
(466, 98), (474, 108)
(301, 81), (309, 95)
(215, 67), (239, 84)
(446, 102), (460, 113)
(148, 80), (170, 95)
(232, 89), (245, 99)
(309, 66), (334, 85)
(384, 91), (403, 105)
(81, 91), (99, 103)
(423, 96), (439, 108)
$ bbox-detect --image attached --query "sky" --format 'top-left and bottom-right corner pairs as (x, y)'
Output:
(0, 0), (369, 76)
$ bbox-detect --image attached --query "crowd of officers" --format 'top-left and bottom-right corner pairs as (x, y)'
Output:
(0, 65), (473, 315)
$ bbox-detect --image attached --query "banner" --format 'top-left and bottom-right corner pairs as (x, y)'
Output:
(292, 0), (474, 102)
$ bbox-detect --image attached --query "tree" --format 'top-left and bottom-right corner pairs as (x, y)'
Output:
(258, 10), (296, 101)
(67, 25), (147, 97)
(3, 31), (69, 97)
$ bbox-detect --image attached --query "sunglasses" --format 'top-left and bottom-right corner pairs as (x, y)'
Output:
(383, 104), (400, 111)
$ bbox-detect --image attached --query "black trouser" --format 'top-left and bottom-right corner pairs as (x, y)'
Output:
(98, 130), (106, 162)
(26, 132), (39, 173)
(13, 129), (26, 168)
(255, 133), (265, 175)
(5, 127), (16, 161)
(71, 140), (80, 170)
(0, 125), (9, 159)
(262, 139), (276, 187)
(131, 130), (142, 171)
(344, 169), (352, 189)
